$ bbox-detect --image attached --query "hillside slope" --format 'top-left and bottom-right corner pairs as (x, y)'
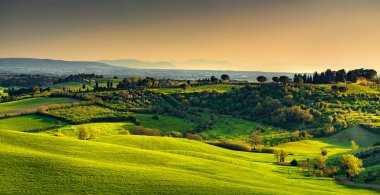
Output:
(0, 130), (376, 194)
(319, 126), (380, 147)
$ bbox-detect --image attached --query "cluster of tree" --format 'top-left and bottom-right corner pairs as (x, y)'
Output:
(54, 73), (103, 84)
(197, 74), (231, 84)
(309, 69), (377, 84)
(0, 74), (58, 87)
(258, 76), (291, 84)
(6, 87), (51, 96)
(129, 126), (161, 136)
(272, 106), (314, 125)
(256, 68), (377, 85)
(116, 77), (158, 89)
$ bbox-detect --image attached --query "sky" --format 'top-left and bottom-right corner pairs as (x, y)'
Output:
(1, 0), (380, 72)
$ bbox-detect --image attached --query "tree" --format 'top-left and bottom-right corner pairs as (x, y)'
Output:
(179, 83), (190, 90)
(274, 150), (281, 164)
(314, 155), (328, 172)
(280, 150), (288, 163)
(249, 132), (263, 150)
(290, 159), (298, 166)
(210, 76), (219, 83)
(256, 76), (267, 83)
(279, 76), (290, 85)
(82, 84), (86, 90)
(274, 149), (288, 164)
(272, 77), (280, 83)
(221, 74), (230, 82)
(321, 148), (328, 156)
(293, 76), (304, 85)
(340, 154), (365, 180)
(95, 81), (99, 90)
(78, 126), (90, 140)
(351, 140), (359, 150)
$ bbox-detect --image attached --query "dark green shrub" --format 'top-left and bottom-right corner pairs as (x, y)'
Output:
(290, 159), (298, 166)
(210, 142), (251, 152)
(165, 130), (183, 138)
(130, 126), (160, 136)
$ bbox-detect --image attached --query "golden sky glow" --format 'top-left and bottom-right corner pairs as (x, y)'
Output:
(1, 0), (380, 72)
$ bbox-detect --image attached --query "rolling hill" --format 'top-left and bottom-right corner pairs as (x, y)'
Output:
(0, 129), (376, 194)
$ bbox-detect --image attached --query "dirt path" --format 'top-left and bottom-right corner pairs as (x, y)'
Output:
(335, 176), (380, 192)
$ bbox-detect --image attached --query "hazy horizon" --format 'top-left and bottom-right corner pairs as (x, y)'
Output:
(1, 0), (380, 72)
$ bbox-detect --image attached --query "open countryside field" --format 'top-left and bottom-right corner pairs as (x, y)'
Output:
(0, 97), (79, 116)
(47, 122), (135, 137)
(204, 117), (288, 140)
(0, 130), (376, 194)
(0, 114), (65, 132)
(135, 114), (196, 134)
(319, 126), (380, 147)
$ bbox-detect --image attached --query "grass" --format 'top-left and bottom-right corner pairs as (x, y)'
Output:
(135, 114), (196, 134)
(0, 114), (65, 132)
(46, 122), (135, 137)
(273, 140), (350, 160)
(47, 105), (129, 123)
(0, 87), (7, 97)
(0, 130), (376, 194)
(319, 126), (380, 148)
(0, 97), (79, 115)
(204, 117), (289, 141)
(318, 83), (380, 94)
(149, 84), (243, 94)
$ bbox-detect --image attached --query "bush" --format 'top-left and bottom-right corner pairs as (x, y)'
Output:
(256, 145), (264, 152)
(261, 148), (275, 153)
(165, 130), (183, 138)
(211, 142), (251, 152)
(130, 126), (160, 136)
(78, 126), (90, 140)
(152, 114), (159, 120)
(185, 133), (202, 141)
(37, 106), (47, 113)
(290, 159), (298, 166)
(53, 133), (65, 137)
(119, 129), (130, 135)
(321, 148), (328, 156)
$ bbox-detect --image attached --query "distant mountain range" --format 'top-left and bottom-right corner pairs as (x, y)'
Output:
(99, 59), (238, 70)
(0, 58), (295, 81)
(99, 59), (176, 69)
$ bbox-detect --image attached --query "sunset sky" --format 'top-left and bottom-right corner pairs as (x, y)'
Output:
(1, 0), (380, 72)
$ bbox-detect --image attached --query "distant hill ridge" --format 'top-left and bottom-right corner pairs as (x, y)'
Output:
(0, 58), (296, 81)
(0, 58), (114, 68)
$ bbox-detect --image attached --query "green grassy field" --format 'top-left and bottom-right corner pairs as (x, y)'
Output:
(135, 114), (196, 134)
(204, 117), (288, 141)
(0, 114), (65, 132)
(0, 87), (8, 96)
(318, 83), (380, 94)
(319, 126), (380, 147)
(0, 97), (79, 115)
(149, 84), (243, 94)
(47, 122), (135, 137)
(0, 130), (376, 194)
(274, 140), (350, 160)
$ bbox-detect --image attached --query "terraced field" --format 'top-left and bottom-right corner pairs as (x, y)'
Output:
(0, 97), (79, 116)
(0, 130), (376, 194)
